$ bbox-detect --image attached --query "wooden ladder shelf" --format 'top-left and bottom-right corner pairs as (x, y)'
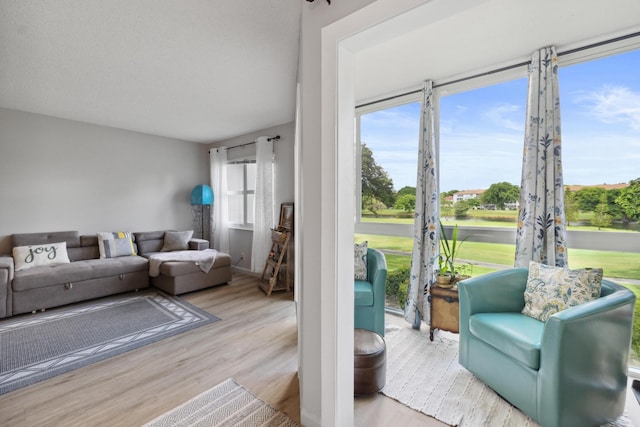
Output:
(258, 229), (291, 296)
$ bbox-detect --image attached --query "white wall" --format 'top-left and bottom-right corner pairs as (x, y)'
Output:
(208, 121), (295, 271)
(298, 1), (377, 426)
(0, 108), (209, 254)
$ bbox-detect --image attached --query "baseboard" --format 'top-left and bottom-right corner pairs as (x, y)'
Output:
(300, 408), (321, 427)
(232, 266), (260, 277)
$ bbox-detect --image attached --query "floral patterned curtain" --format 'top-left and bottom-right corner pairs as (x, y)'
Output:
(404, 81), (439, 328)
(515, 46), (568, 268)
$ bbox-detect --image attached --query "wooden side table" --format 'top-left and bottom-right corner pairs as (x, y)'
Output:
(429, 285), (459, 341)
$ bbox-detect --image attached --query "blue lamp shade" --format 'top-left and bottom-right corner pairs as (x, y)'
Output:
(191, 184), (214, 205)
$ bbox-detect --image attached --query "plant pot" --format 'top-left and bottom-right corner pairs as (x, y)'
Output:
(436, 274), (452, 287)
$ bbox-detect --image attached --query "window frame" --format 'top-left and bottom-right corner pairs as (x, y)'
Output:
(226, 158), (256, 230)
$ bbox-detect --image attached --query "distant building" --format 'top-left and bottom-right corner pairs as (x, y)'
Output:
(452, 189), (485, 203)
(452, 188), (519, 210)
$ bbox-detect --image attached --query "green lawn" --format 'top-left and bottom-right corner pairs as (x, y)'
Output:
(362, 209), (637, 232)
(357, 234), (640, 280)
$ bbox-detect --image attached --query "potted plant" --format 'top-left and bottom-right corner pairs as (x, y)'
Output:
(437, 220), (471, 286)
(436, 254), (453, 286)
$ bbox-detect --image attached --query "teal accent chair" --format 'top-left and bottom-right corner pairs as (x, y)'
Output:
(354, 248), (387, 337)
(458, 269), (635, 427)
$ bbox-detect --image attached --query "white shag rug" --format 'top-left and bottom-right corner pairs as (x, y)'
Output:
(381, 326), (634, 427)
(144, 378), (299, 427)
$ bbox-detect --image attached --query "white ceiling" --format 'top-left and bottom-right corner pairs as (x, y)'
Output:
(0, 1), (302, 143)
(354, 0), (640, 104)
(2, 0), (639, 144)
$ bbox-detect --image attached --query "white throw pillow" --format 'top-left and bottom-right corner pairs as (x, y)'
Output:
(97, 231), (137, 258)
(522, 261), (603, 322)
(354, 241), (368, 281)
(13, 241), (71, 271)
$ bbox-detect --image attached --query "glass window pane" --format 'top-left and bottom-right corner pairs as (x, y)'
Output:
(246, 163), (257, 192)
(559, 49), (640, 367)
(246, 194), (255, 224)
(227, 164), (244, 192)
(439, 78), (527, 201)
(359, 102), (420, 223)
(227, 194), (244, 224)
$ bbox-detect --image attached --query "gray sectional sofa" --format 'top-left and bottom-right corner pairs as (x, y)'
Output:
(0, 230), (232, 319)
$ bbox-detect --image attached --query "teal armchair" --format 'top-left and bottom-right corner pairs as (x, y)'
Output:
(458, 269), (635, 427)
(354, 248), (387, 337)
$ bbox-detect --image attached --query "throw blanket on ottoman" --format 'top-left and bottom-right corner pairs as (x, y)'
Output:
(148, 249), (218, 277)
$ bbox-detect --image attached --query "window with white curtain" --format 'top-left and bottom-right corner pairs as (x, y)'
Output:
(227, 159), (256, 228)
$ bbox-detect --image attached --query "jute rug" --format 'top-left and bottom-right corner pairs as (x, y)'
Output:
(144, 378), (299, 427)
(382, 326), (633, 427)
(0, 290), (219, 395)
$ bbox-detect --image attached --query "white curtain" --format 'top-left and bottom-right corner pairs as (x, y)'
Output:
(515, 46), (568, 268)
(404, 81), (439, 329)
(210, 147), (230, 254)
(251, 137), (275, 272)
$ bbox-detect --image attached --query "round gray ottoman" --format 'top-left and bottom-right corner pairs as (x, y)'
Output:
(354, 328), (386, 395)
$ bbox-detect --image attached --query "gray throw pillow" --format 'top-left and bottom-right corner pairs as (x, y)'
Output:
(162, 230), (194, 252)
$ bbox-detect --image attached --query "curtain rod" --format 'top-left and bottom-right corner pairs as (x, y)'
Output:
(210, 135), (280, 153)
(356, 30), (640, 109)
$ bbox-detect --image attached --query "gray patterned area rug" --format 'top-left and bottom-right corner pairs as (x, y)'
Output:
(0, 290), (219, 395)
(382, 327), (633, 427)
(144, 378), (299, 427)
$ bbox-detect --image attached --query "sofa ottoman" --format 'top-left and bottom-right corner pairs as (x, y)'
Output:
(134, 231), (232, 295)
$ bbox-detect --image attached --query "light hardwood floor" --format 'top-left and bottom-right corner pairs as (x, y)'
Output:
(0, 274), (299, 426)
(1, 273), (638, 426)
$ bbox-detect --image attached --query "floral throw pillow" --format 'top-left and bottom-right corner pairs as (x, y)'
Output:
(522, 261), (603, 322)
(354, 241), (368, 281)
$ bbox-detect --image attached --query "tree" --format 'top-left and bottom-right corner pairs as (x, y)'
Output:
(440, 194), (454, 218)
(396, 186), (416, 198)
(615, 178), (640, 221)
(361, 143), (395, 208)
(575, 187), (606, 212)
(480, 182), (520, 210)
(591, 192), (612, 230)
(454, 200), (472, 218)
(564, 189), (579, 226)
(394, 194), (416, 212)
(466, 198), (481, 209)
(362, 195), (386, 217)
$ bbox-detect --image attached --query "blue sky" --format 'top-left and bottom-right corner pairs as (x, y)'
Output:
(361, 49), (640, 193)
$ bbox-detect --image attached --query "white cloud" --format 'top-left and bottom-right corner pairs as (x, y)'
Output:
(575, 85), (640, 130)
(455, 105), (468, 114)
(360, 107), (420, 131)
(483, 104), (524, 131)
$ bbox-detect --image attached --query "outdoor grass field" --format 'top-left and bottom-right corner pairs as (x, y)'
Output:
(362, 209), (639, 232)
(358, 234), (640, 280)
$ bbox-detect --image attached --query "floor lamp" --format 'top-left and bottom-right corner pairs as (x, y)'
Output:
(191, 184), (213, 241)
